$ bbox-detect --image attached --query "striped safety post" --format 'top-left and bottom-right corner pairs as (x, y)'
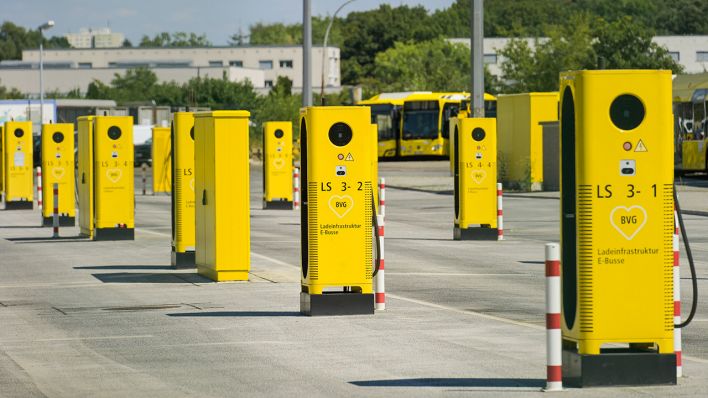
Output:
(378, 177), (385, 218)
(544, 243), (562, 392)
(674, 208), (682, 378)
(52, 183), (59, 238)
(375, 214), (385, 310)
(141, 164), (147, 195)
(497, 183), (504, 240)
(36, 167), (43, 209)
(293, 167), (300, 210)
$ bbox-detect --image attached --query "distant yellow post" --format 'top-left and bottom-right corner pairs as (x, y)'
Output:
(194, 111), (251, 281)
(262, 121), (293, 209)
(151, 126), (172, 193)
(41, 123), (75, 226)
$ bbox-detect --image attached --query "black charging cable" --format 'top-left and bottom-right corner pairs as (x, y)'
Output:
(674, 184), (698, 329)
(372, 193), (381, 277)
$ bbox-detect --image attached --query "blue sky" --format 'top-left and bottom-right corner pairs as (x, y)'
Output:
(8, 0), (456, 45)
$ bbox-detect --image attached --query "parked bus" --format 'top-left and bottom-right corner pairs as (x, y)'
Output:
(399, 92), (497, 158)
(357, 92), (408, 158)
(676, 88), (708, 174)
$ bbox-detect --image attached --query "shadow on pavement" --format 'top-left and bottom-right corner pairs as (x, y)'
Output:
(518, 261), (544, 265)
(0, 225), (45, 229)
(167, 311), (300, 317)
(75, 265), (174, 270)
(6, 236), (89, 243)
(91, 272), (207, 284)
(350, 378), (545, 388)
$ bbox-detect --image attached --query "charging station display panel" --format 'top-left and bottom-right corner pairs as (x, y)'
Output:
(560, 70), (674, 355)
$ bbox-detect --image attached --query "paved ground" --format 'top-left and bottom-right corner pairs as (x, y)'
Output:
(0, 161), (706, 397)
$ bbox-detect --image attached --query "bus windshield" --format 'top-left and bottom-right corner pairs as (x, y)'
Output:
(367, 104), (396, 141)
(403, 101), (440, 140)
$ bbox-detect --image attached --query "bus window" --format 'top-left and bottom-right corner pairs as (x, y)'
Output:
(484, 100), (497, 118)
(442, 103), (460, 139)
(375, 114), (394, 141)
(403, 101), (440, 140)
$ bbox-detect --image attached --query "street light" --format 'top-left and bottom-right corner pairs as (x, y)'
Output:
(38, 20), (54, 126)
(320, 0), (355, 104)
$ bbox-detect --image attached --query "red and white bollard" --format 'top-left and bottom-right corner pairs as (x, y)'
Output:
(52, 183), (59, 238)
(375, 214), (385, 311)
(674, 209), (682, 378)
(378, 177), (385, 218)
(497, 183), (504, 240)
(544, 243), (562, 392)
(141, 164), (147, 196)
(293, 167), (300, 210)
(36, 167), (43, 209)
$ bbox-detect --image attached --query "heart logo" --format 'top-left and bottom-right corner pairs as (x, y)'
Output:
(471, 169), (487, 184)
(328, 195), (354, 218)
(106, 168), (122, 183)
(273, 158), (285, 169)
(52, 167), (65, 180)
(189, 178), (195, 192)
(609, 205), (648, 240)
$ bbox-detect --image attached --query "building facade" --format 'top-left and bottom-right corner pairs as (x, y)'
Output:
(65, 28), (125, 49)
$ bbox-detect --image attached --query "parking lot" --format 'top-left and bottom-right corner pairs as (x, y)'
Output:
(0, 161), (707, 397)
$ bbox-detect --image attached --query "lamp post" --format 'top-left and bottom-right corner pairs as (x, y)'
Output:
(38, 20), (54, 126)
(320, 0), (355, 104)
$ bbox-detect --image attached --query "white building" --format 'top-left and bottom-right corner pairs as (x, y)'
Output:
(66, 28), (125, 49)
(0, 45), (341, 96)
(449, 35), (708, 77)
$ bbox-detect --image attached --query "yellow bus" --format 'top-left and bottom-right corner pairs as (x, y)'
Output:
(357, 93), (407, 158)
(676, 88), (708, 174)
(399, 92), (497, 158)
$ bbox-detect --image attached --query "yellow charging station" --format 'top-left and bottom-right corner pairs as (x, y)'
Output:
(300, 106), (375, 316)
(262, 121), (293, 209)
(453, 117), (498, 240)
(41, 123), (75, 226)
(0, 125), (4, 199)
(78, 116), (95, 238)
(371, 123), (379, 210)
(2, 121), (33, 210)
(93, 116), (134, 240)
(194, 111), (251, 281)
(171, 112), (196, 268)
(560, 70), (675, 387)
(152, 126), (172, 194)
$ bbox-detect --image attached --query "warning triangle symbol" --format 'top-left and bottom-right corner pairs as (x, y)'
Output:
(345, 153), (354, 161)
(634, 139), (647, 152)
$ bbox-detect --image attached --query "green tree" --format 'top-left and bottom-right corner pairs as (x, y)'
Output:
(371, 38), (496, 93)
(122, 38), (133, 48)
(0, 21), (70, 61)
(0, 79), (24, 99)
(86, 79), (112, 99)
(139, 32), (211, 47)
(110, 67), (159, 102)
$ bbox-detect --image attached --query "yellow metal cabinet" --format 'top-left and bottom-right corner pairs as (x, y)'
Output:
(77, 116), (95, 238)
(262, 121), (293, 209)
(559, 70), (675, 386)
(151, 126), (172, 193)
(497, 92), (558, 190)
(453, 117), (498, 240)
(299, 106), (375, 315)
(41, 123), (75, 226)
(2, 121), (33, 209)
(194, 111), (251, 281)
(171, 112), (196, 268)
(93, 116), (134, 240)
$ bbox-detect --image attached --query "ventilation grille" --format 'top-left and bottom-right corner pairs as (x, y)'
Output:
(663, 184), (674, 332)
(578, 185), (594, 333)
(365, 182), (373, 280)
(308, 182), (319, 281)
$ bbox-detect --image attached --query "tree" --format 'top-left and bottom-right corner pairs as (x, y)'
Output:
(139, 32), (211, 47)
(0, 79), (24, 99)
(0, 21), (70, 61)
(110, 67), (159, 102)
(371, 38), (496, 93)
(122, 38), (133, 48)
(85, 79), (112, 99)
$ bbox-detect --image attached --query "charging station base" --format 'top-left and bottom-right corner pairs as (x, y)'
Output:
(300, 292), (374, 316)
(454, 226), (498, 241)
(562, 348), (676, 387)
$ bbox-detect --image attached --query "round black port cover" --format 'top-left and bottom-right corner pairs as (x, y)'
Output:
(107, 126), (122, 140)
(328, 122), (353, 147)
(14, 128), (24, 138)
(52, 132), (64, 143)
(610, 94), (644, 131)
(471, 127), (486, 142)
(274, 129), (284, 139)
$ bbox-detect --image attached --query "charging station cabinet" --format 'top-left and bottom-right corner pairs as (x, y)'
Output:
(194, 111), (251, 282)
(559, 70), (676, 387)
(93, 116), (134, 240)
(152, 126), (172, 194)
(41, 123), (75, 226)
(2, 121), (33, 209)
(171, 112), (196, 268)
(262, 121), (293, 209)
(299, 106), (375, 316)
(453, 117), (498, 240)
